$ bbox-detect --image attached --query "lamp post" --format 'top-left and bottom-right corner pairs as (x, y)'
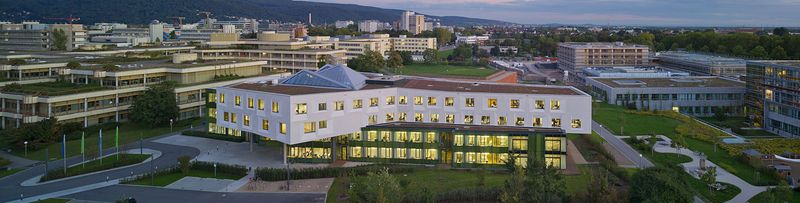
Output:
(213, 163), (217, 178)
(23, 141), (28, 157)
(639, 154), (644, 169)
(169, 118), (174, 132)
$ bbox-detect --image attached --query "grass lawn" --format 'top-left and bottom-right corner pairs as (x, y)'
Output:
(11, 118), (202, 161)
(749, 190), (800, 202)
(124, 169), (245, 187)
(439, 49), (454, 58)
(698, 117), (782, 138)
(42, 154), (150, 182)
(0, 168), (25, 179)
(394, 63), (498, 78)
(32, 198), (70, 203)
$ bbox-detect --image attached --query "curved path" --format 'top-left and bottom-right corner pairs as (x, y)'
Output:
(0, 131), (200, 202)
(651, 135), (766, 203)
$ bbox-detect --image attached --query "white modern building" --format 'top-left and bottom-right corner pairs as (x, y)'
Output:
(335, 20), (354, 29)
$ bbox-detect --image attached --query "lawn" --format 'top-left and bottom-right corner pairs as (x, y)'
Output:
(32, 198), (70, 203)
(439, 49), (454, 58)
(41, 153), (150, 182)
(393, 63), (498, 78)
(124, 169), (245, 187)
(0, 168), (25, 179)
(749, 190), (800, 202)
(11, 118), (202, 161)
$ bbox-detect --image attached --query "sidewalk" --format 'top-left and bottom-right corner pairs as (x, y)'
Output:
(0, 151), (38, 169)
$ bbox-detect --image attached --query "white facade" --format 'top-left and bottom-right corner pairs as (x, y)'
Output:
(358, 20), (380, 33)
(335, 20), (354, 28)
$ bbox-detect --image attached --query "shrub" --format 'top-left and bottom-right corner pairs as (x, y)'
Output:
(434, 187), (501, 202)
(181, 130), (245, 142)
(190, 161), (247, 176)
(254, 164), (416, 181)
(177, 156), (191, 175)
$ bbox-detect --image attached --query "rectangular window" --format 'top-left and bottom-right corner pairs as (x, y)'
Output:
(446, 114), (455, 123)
(223, 112), (229, 121)
(495, 136), (508, 147)
(395, 131), (408, 142)
(386, 96), (395, 105)
(510, 99), (520, 108)
(370, 97), (379, 107)
(351, 132), (362, 141)
(545, 137), (562, 151)
(396, 148), (407, 159)
(533, 117), (542, 127)
(272, 102), (279, 113)
(279, 123), (286, 134)
(455, 152), (463, 163)
(488, 98), (497, 108)
(247, 98), (254, 108)
(466, 135), (475, 146)
(430, 113), (440, 122)
(304, 122), (316, 133)
(368, 115), (377, 125)
(243, 115), (250, 126)
(410, 149), (422, 159)
(414, 96), (423, 105)
(481, 116), (490, 125)
(335, 101), (344, 111)
(454, 135), (464, 146)
(498, 117), (507, 126)
(219, 94), (225, 103)
(464, 115), (474, 124)
(381, 148), (392, 158)
(571, 119), (581, 128)
(319, 120), (328, 129)
(366, 147), (378, 158)
(466, 152), (476, 163)
(552, 118), (561, 127)
(367, 131), (377, 141)
(516, 117), (525, 126)
(551, 100), (561, 110)
(414, 112), (424, 122)
(386, 113), (394, 122)
(535, 100), (545, 109)
(399, 96), (407, 104)
(477, 135), (491, 146)
(231, 113), (238, 123)
(235, 96), (241, 106)
(427, 97), (437, 106)
(465, 98), (475, 107)
(295, 103), (307, 115)
(353, 99), (363, 109)
(318, 103), (327, 111)
(445, 97), (454, 106)
(410, 132), (422, 143)
(425, 149), (437, 160)
(351, 147), (362, 158)
(512, 139), (527, 151)
(262, 119), (269, 130)
(426, 132), (436, 143)
(380, 131), (391, 141)
(399, 112), (407, 121)
(257, 99), (264, 110)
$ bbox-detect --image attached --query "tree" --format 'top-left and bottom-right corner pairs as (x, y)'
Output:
(629, 167), (693, 203)
(490, 45), (501, 56)
(750, 46), (769, 59)
(66, 61), (81, 69)
(700, 167), (717, 195)
(731, 45), (748, 56)
(348, 50), (384, 72)
(499, 166), (526, 203)
(772, 27), (790, 36)
(8, 58), (27, 66)
(433, 28), (453, 46)
(178, 156), (191, 175)
(422, 49), (439, 64)
(387, 51), (403, 69)
(452, 44), (473, 61)
(348, 167), (403, 203)
(129, 81), (179, 127)
(52, 29), (67, 51)
(399, 51), (413, 65)
(762, 181), (793, 203)
(575, 168), (622, 203)
(770, 46), (788, 60)
(525, 159), (566, 203)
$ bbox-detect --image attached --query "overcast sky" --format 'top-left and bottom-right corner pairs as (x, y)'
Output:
(306, 0), (800, 26)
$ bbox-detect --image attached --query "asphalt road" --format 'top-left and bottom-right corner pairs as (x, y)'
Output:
(65, 185), (326, 203)
(592, 121), (655, 168)
(0, 131), (200, 202)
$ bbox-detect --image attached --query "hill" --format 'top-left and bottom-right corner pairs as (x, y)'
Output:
(0, 0), (509, 26)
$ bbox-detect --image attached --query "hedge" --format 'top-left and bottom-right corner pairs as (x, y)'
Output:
(42, 153), (149, 182)
(255, 164), (416, 181)
(182, 130), (245, 142)
(190, 161), (248, 177)
(433, 187), (501, 202)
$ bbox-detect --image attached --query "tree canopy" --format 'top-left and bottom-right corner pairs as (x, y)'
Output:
(629, 167), (693, 203)
(129, 81), (179, 127)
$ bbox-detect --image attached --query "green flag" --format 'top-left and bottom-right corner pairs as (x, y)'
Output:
(80, 131), (85, 154)
(115, 126), (119, 148)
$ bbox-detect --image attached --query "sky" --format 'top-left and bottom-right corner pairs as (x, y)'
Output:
(307, 0), (800, 27)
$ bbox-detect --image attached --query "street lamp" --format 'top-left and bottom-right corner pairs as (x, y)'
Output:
(23, 141), (28, 157)
(639, 154), (644, 169)
(213, 163), (217, 178)
(169, 119), (174, 132)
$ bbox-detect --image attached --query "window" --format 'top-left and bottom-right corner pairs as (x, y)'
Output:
(535, 100), (545, 109)
(351, 147), (362, 158)
(380, 131), (391, 141)
(368, 115), (377, 125)
(271, 102), (279, 113)
(410, 149), (422, 159)
(466, 152), (476, 163)
(366, 147), (378, 158)
(219, 94), (225, 103)
(414, 96), (423, 105)
(318, 103), (327, 111)
(466, 135), (475, 146)
(510, 99), (520, 109)
(425, 149), (437, 160)
(243, 115), (250, 126)
(495, 137), (508, 147)
(512, 139), (527, 151)
(235, 96), (241, 106)
(488, 98), (497, 108)
(545, 155), (562, 168)
(296, 103), (307, 115)
(446, 114), (455, 123)
(410, 132), (422, 143)
(533, 117), (542, 127)
(396, 148), (407, 159)
(395, 131), (408, 142)
(445, 97), (454, 106)
(367, 131), (377, 141)
(399, 96), (407, 104)
(498, 117), (507, 125)
(279, 123), (286, 134)
(414, 113), (424, 122)
(223, 112), (229, 121)
(454, 135), (464, 146)
(351, 132), (362, 140)
(386, 96), (395, 105)
(353, 99), (363, 109)
(477, 135), (491, 146)
(455, 152), (463, 163)
(247, 98), (254, 108)
(464, 115), (474, 124)
(552, 118), (561, 127)
(304, 122), (316, 133)
(465, 98), (475, 107)
(516, 117), (525, 126)
(335, 101), (344, 111)
(257, 99), (264, 110)
(571, 119), (581, 128)
(381, 148), (392, 158)
(399, 112), (407, 121)
(551, 100), (561, 110)
(481, 116), (490, 125)
(262, 119), (269, 130)
(426, 132), (436, 143)
(386, 113), (394, 122)
(545, 137), (562, 151)
(231, 113), (238, 123)
(370, 97), (379, 107)
(427, 97), (437, 106)
(319, 120), (327, 129)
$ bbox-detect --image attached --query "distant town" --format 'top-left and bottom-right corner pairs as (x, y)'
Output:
(0, 7), (799, 203)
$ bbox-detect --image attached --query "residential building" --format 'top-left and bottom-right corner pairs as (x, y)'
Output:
(399, 11), (425, 35)
(335, 20), (354, 29)
(557, 42), (650, 72)
(586, 76), (746, 116)
(745, 61), (800, 137)
(358, 20), (380, 33)
(456, 35), (490, 45)
(210, 64), (591, 168)
(0, 23), (87, 51)
(655, 51), (747, 79)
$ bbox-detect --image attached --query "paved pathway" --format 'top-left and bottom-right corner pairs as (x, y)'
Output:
(154, 135), (286, 169)
(652, 135), (767, 203)
(165, 177), (235, 192)
(0, 151), (38, 169)
(65, 184), (326, 203)
(592, 121), (655, 168)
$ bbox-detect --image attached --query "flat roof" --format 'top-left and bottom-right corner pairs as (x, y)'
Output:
(750, 60), (800, 68)
(591, 77), (744, 88)
(657, 51), (745, 66)
(365, 122), (565, 134)
(559, 42), (649, 48)
(77, 59), (257, 71)
(229, 77), (583, 96)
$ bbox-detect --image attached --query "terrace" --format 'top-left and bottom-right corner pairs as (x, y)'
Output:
(1, 81), (110, 96)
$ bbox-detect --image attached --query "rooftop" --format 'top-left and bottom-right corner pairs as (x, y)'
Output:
(749, 60), (800, 68)
(656, 51), (746, 66)
(77, 58), (257, 71)
(366, 122), (565, 134)
(1, 81), (110, 96)
(591, 77), (744, 88)
(560, 42), (649, 49)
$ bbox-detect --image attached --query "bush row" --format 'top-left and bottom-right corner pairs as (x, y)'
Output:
(255, 164), (416, 181)
(433, 187), (501, 202)
(120, 166), (181, 184)
(181, 130), (245, 142)
(190, 161), (248, 176)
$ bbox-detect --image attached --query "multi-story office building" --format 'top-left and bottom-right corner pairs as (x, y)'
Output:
(390, 36), (436, 53)
(210, 64), (591, 168)
(745, 61), (800, 137)
(192, 34), (345, 71)
(197, 18), (260, 34)
(399, 11), (425, 35)
(333, 34), (436, 59)
(455, 35), (490, 45)
(557, 42), (650, 72)
(656, 51), (746, 79)
(586, 76), (746, 116)
(0, 23), (87, 51)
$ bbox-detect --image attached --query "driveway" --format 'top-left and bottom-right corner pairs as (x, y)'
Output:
(65, 184), (326, 203)
(592, 121), (655, 168)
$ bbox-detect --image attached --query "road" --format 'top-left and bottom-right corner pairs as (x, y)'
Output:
(0, 131), (200, 202)
(592, 121), (655, 168)
(65, 185), (326, 203)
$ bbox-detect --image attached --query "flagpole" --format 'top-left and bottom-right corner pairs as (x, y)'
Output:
(115, 126), (119, 161)
(99, 129), (103, 165)
(62, 134), (66, 176)
(81, 131), (85, 168)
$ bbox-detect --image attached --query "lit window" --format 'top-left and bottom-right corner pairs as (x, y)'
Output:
(368, 115), (377, 124)
(353, 99), (363, 109)
(410, 132), (422, 143)
(466, 135), (475, 146)
(415, 113), (424, 122)
(571, 119), (581, 128)
(247, 98), (254, 108)
(512, 139), (527, 151)
(399, 96), (407, 104)
(498, 117), (507, 125)
(304, 122), (316, 133)
(445, 97), (454, 106)
(466, 152), (476, 163)
(430, 114), (439, 122)
(381, 147), (392, 158)
(271, 102), (279, 113)
(219, 94), (225, 103)
(257, 99), (264, 110)
(366, 147), (378, 158)
(262, 119), (269, 130)
(396, 148), (407, 159)
(351, 147), (362, 158)
(370, 97), (379, 107)
(279, 123), (286, 134)
(223, 112), (229, 121)
(351, 132), (362, 140)
(516, 117), (524, 126)
(765, 89), (773, 100)
(455, 152), (463, 163)
(464, 115), (474, 124)
(545, 137), (562, 151)
(395, 131), (408, 142)
(386, 96), (395, 105)
(386, 113), (394, 122)
(399, 112), (407, 121)
(235, 96), (241, 106)
(535, 100), (545, 109)
(427, 97), (437, 106)
(414, 96), (423, 105)
(495, 137), (508, 147)
(426, 132), (436, 143)
(426, 149), (437, 160)
(552, 118), (561, 127)
(335, 101), (344, 111)
(446, 114), (454, 123)
(481, 116), (490, 125)
(454, 135), (463, 146)
(510, 99), (520, 108)
(551, 100), (561, 110)
(367, 131), (377, 141)
(545, 155), (562, 168)
(318, 103), (327, 111)
(410, 149), (422, 159)
(319, 120), (327, 129)
(533, 117), (542, 127)
(465, 98), (475, 107)
(488, 99), (497, 108)
(243, 115), (250, 126)
(380, 131), (391, 141)
(295, 103), (307, 115)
